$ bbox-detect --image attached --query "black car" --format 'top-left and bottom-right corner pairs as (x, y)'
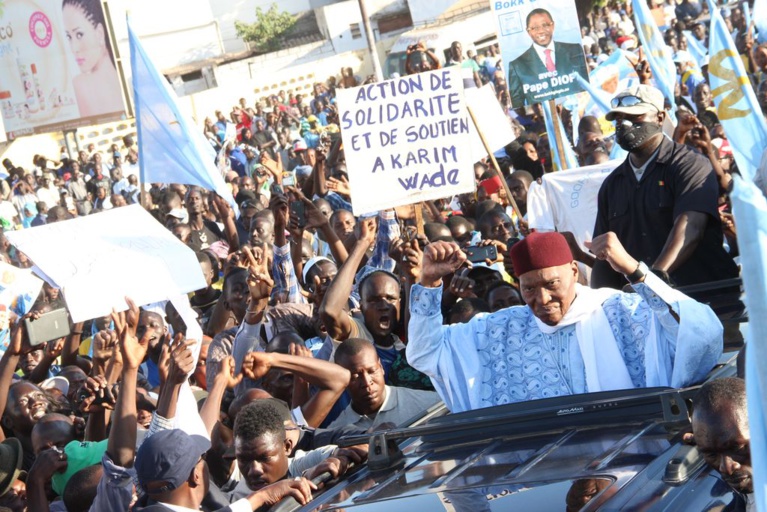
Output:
(271, 352), (742, 512)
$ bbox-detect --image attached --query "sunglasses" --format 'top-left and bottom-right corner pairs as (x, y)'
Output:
(611, 95), (656, 109)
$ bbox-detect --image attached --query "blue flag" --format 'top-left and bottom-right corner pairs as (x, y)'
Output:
(575, 72), (612, 114)
(708, 7), (767, 181)
(577, 50), (640, 119)
(730, 176), (767, 512)
(128, 19), (238, 215)
(682, 30), (708, 68)
(754, 0), (767, 44)
(542, 100), (578, 171)
(632, 0), (677, 121)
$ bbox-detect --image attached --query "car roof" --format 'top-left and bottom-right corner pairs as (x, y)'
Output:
(283, 356), (741, 512)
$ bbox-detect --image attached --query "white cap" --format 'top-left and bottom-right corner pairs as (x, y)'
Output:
(302, 256), (333, 284)
(41, 376), (69, 395)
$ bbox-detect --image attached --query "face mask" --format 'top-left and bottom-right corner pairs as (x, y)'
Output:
(615, 120), (662, 151)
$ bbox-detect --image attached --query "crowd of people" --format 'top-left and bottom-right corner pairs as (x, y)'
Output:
(0, 0), (762, 510)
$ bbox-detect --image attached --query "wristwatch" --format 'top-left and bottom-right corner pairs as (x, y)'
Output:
(625, 261), (649, 284)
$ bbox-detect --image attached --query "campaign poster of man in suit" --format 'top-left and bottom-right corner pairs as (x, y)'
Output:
(492, 0), (589, 107)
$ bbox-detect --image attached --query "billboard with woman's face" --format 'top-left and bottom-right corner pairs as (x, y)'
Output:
(0, 0), (126, 139)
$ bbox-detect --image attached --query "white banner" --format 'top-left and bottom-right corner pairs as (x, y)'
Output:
(465, 83), (517, 161)
(527, 160), (620, 251)
(6, 205), (205, 322)
(337, 68), (475, 216)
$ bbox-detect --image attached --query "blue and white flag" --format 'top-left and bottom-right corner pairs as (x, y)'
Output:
(542, 100), (578, 171)
(575, 72), (612, 115)
(128, 19), (238, 215)
(708, 7), (767, 181)
(730, 176), (767, 512)
(0, 263), (43, 355)
(577, 50), (640, 119)
(632, 0), (678, 121)
(682, 30), (708, 68)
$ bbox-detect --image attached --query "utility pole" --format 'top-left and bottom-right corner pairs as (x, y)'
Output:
(358, 0), (384, 82)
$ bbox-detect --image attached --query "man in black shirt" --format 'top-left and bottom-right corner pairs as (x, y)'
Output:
(592, 85), (738, 289)
(185, 187), (224, 251)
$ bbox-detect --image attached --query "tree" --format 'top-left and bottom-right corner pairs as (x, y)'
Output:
(235, 3), (297, 53)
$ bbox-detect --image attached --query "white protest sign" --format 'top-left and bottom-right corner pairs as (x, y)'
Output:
(527, 160), (619, 251)
(337, 68), (475, 216)
(465, 84), (517, 161)
(6, 204), (206, 322)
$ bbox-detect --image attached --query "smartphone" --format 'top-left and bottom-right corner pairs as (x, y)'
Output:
(291, 200), (306, 226)
(25, 308), (70, 346)
(465, 245), (498, 264)
(282, 174), (296, 187)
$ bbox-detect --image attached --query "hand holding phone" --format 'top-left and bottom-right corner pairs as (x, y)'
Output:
(25, 308), (70, 346)
(465, 245), (498, 264)
(291, 200), (306, 227)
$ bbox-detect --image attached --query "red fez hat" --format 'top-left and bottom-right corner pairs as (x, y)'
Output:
(479, 176), (503, 196)
(509, 232), (573, 277)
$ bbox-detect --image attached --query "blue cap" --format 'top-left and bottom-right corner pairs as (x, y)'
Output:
(294, 164), (313, 179)
(135, 429), (211, 494)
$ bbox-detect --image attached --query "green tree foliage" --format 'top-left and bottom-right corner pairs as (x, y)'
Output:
(235, 3), (297, 53)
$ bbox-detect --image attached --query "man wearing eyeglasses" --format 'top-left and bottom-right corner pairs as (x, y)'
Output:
(591, 84), (738, 290)
(507, 8), (589, 107)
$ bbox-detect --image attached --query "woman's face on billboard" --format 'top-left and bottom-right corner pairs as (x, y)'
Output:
(63, 4), (106, 73)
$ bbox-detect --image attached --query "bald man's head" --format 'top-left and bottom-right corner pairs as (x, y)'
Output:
(578, 116), (603, 138)
(229, 388), (273, 422)
(31, 413), (75, 455)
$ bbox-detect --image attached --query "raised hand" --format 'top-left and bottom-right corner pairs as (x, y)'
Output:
(288, 213), (304, 242)
(92, 329), (119, 372)
(448, 267), (477, 299)
(270, 193), (290, 230)
(688, 123), (713, 154)
(44, 337), (65, 361)
(327, 176), (351, 196)
(224, 249), (248, 275)
(7, 311), (40, 356)
(241, 351), (272, 381)
(289, 342), (313, 359)
(242, 244), (274, 302)
(401, 239), (424, 282)
(584, 232), (638, 276)
(212, 193), (234, 221)
(478, 239), (506, 264)
(420, 241), (468, 287)
(168, 334), (196, 385)
(77, 374), (116, 412)
(358, 217), (377, 248)
(112, 297), (149, 370)
(260, 152), (281, 178)
(287, 187), (327, 230)
(214, 355), (243, 389)
(635, 59), (653, 84)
